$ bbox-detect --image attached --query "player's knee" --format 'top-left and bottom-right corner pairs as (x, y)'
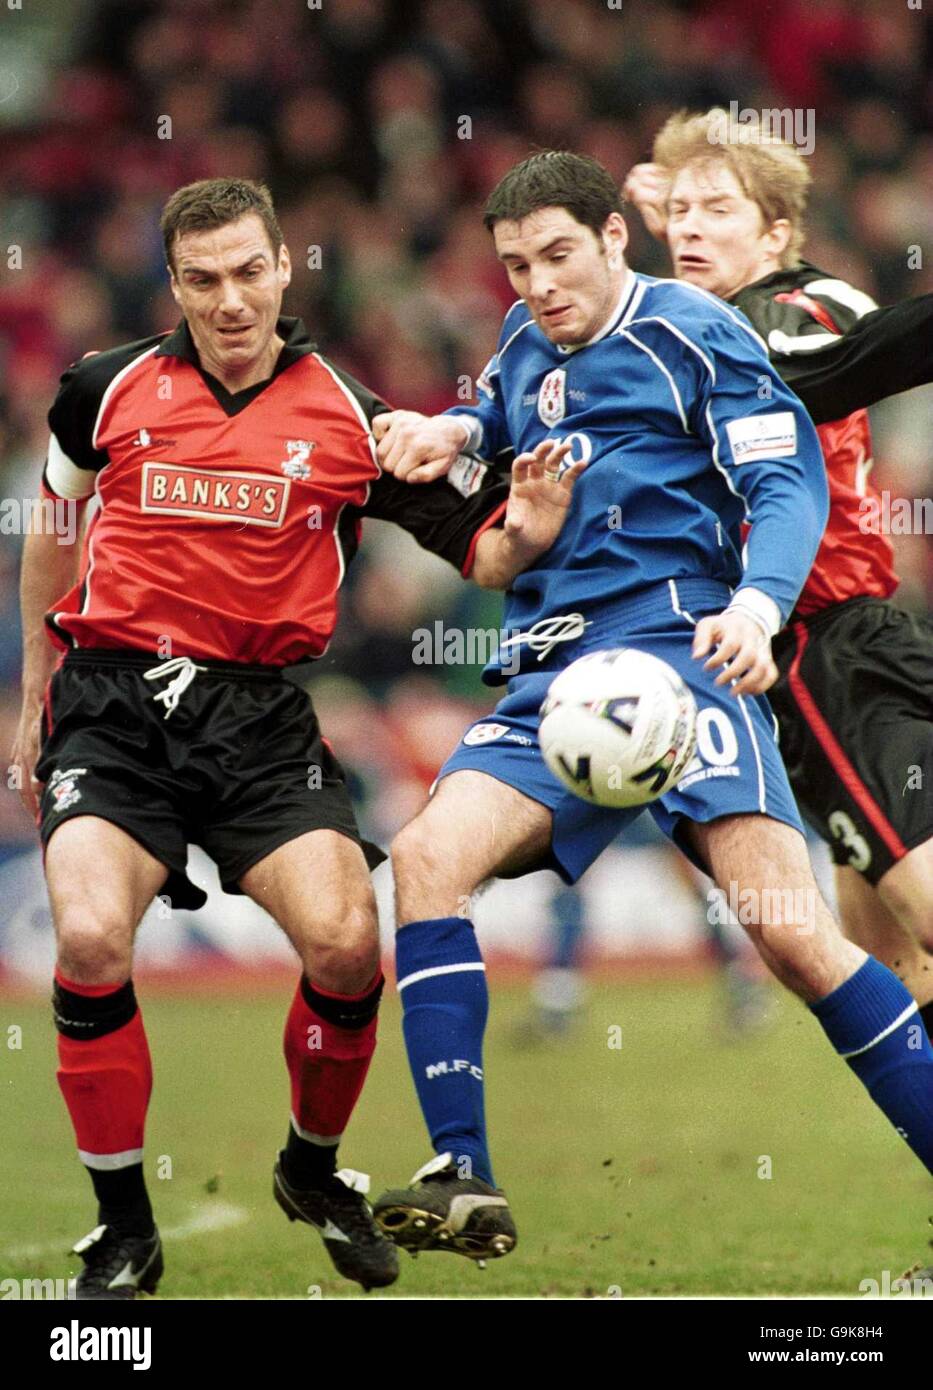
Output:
(755, 915), (856, 1000)
(391, 816), (431, 869)
(880, 875), (933, 952)
(754, 917), (807, 966)
(391, 818), (474, 920)
(892, 896), (933, 951)
(302, 899), (379, 992)
(55, 909), (131, 984)
(311, 941), (379, 994)
(391, 819), (448, 892)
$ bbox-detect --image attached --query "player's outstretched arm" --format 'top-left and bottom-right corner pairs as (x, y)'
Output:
(12, 505), (85, 817)
(768, 294), (933, 425)
(472, 439), (585, 589)
(374, 347), (513, 485)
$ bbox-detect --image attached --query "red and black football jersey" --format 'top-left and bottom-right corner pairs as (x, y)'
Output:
(731, 264), (901, 618)
(43, 317), (508, 665)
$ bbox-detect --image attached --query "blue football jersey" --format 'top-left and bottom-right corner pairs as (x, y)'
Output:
(449, 272), (828, 667)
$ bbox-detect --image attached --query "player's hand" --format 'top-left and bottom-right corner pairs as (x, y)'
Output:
(10, 699), (44, 820)
(692, 609), (778, 697)
(504, 439), (586, 560)
(373, 410), (470, 483)
(622, 163), (671, 242)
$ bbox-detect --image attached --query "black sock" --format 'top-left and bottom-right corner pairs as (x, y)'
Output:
(282, 1128), (338, 1190)
(920, 999), (933, 1043)
(88, 1162), (154, 1238)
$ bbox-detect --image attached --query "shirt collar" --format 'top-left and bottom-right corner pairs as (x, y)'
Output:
(556, 268), (637, 355)
(728, 261), (820, 302)
(155, 315), (315, 374)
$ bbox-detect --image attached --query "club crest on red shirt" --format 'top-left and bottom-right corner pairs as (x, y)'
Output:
(281, 440), (315, 480)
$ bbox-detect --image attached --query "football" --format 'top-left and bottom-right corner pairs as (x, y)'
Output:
(539, 648), (698, 808)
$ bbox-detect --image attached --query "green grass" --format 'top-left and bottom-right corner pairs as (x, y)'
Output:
(1, 976), (929, 1298)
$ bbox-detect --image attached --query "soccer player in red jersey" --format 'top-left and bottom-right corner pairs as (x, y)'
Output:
(623, 111), (933, 1054)
(9, 178), (583, 1298)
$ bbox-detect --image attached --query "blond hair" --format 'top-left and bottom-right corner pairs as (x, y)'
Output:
(651, 109), (812, 266)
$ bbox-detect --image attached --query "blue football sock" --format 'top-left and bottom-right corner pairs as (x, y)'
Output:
(810, 956), (933, 1172)
(396, 917), (494, 1185)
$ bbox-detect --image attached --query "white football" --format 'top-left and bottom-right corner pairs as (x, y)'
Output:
(539, 648), (698, 808)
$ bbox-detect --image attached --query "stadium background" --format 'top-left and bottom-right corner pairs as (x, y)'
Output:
(0, 0), (931, 1302)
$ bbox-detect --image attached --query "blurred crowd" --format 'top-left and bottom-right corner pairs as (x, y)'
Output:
(0, 0), (931, 862)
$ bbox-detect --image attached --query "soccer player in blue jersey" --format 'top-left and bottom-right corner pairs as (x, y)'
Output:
(366, 152), (933, 1263)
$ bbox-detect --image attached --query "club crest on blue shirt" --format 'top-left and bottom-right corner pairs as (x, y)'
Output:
(537, 368), (567, 427)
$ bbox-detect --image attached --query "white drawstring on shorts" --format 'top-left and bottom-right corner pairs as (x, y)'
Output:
(497, 612), (593, 664)
(143, 656), (209, 720)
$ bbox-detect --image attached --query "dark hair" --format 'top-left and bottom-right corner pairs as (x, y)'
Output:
(160, 178), (284, 268)
(483, 151), (624, 236)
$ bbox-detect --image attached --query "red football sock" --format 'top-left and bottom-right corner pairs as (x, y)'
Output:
(283, 973), (382, 1144)
(54, 970), (153, 1166)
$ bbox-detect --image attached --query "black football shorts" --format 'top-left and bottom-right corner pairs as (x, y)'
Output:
(36, 648), (384, 910)
(770, 597), (933, 885)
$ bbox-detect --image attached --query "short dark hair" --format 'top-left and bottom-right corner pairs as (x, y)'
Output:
(483, 151), (624, 237)
(161, 178), (284, 269)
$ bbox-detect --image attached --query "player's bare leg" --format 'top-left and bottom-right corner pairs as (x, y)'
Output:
(240, 830), (397, 1290)
(875, 843), (933, 1256)
(393, 771), (552, 922)
(46, 817), (170, 1300)
(837, 853), (933, 1281)
(688, 814), (933, 1173)
(836, 862), (933, 1027)
(375, 771), (552, 1260)
(876, 838), (933, 959)
(241, 828), (380, 991)
(688, 815), (863, 999)
(47, 817), (168, 983)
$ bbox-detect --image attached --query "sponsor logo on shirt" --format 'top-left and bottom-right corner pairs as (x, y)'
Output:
(141, 463), (290, 526)
(725, 412), (797, 464)
(132, 428), (176, 448)
(537, 368), (567, 426)
(462, 722), (509, 746)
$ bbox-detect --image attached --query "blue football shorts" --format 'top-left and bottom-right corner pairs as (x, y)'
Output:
(438, 578), (804, 883)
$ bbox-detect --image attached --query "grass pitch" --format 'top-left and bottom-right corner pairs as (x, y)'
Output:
(1, 975), (928, 1299)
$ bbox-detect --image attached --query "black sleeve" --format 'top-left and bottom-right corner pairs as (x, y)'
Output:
(360, 466), (509, 574)
(770, 296), (933, 425)
(46, 336), (163, 472)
